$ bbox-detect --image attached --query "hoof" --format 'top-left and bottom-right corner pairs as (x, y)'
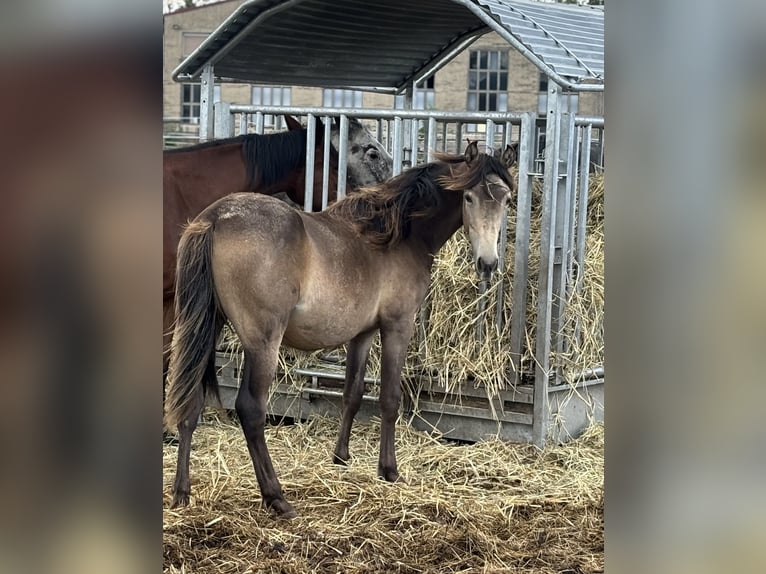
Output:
(170, 491), (190, 508)
(332, 452), (350, 466)
(378, 468), (406, 484)
(265, 498), (297, 519)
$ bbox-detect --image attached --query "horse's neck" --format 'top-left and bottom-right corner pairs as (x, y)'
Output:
(407, 190), (463, 263)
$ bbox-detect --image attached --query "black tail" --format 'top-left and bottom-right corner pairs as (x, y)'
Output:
(164, 219), (222, 428)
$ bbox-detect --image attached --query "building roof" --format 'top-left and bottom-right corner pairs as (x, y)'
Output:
(172, 0), (604, 92)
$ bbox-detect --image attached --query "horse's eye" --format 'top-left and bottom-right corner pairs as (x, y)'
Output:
(367, 150), (379, 160)
(464, 194), (474, 205)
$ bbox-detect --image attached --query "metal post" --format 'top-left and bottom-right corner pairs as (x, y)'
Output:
(321, 115), (332, 209)
(426, 117), (437, 163)
(303, 114), (316, 212)
(455, 122), (463, 152)
(239, 112), (248, 136)
(551, 112), (576, 360)
(403, 82), (414, 167)
(392, 116), (403, 176)
(572, 125), (593, 346)
(509, 113), (536, 384)
(494, 120), (516, 333)
(254, 111), (264, 135)
(198, 64), (215, 141)
(338, 114), (349, 199)
(533, 80), (562, 447)
(214, 101), (233, 137)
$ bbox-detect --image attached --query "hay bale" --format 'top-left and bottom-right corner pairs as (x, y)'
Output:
(164, 417), (604, 573)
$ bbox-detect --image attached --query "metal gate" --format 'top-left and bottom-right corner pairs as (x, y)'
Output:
(210, 91), (603, 446)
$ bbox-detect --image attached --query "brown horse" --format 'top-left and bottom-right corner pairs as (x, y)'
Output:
(165, 141), (516, 517)
(163, 117), (393, 389)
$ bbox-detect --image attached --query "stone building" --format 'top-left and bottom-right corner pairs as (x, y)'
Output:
(164, 0), (604, 143)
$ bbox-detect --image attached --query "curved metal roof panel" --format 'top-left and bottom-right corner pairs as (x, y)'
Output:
(172, 0), (603, 92)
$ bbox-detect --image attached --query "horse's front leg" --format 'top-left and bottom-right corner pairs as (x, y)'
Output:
(333, 328), (376, 465)
(377, 321), (414, 482)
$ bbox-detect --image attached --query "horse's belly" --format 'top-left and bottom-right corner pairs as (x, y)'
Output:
(283, 300), (375, 351)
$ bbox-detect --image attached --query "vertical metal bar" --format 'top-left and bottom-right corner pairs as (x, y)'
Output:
(338, 114), (349, 199)
(493, 121), (516, 334)
(509, 113), (536, 384)
(411, 118), (420, 166)
(533, 80), (562, 448)
(392, 116), (403, 176)
(456, 122), (463, 152)
(198, 64), (215, 141)
(572, 125), (593, 346)
(441, 121), (448, 152)
(303, 114), (316, 213)
(239, 112), (247, 136)
(254, 111), (264, 135)
(566, 123), (582, 291)
(426, 116), (437, 162)
(321, 115), (331, 209)
(550, 112), (576, 361)
(485, 119), (496, 154)
(376, 118), (383, 146)
(575, 125), (593, 277)
(214, 101), (233, 137)
(403, 84), (414, 167)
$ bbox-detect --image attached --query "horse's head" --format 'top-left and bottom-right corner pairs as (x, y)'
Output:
(331, 118), (393, 188)
(460, 141), (516, 280)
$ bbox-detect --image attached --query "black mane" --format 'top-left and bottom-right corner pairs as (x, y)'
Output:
(165, 130), (311, 189)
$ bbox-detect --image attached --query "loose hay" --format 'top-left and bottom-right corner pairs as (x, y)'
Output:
(164, 417), (604, 573)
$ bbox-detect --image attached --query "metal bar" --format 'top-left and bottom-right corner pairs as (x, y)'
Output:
(229, 104), (528, 123)
(485, 119), (496, 154)
(302, 385), (378, 403)
(411, 118), (420, 166)
(441, 121), (448, 152)
(239, 112), (247, 136)
(303, 114), (316, 212)
(376, 118), (383, 145)
(198, 64), (215, 141)
(214, 101), (233, 138)
(509, 113), (537, 384)
(427, 117), (437, 162)
(550, 112), (576, 362)
(566, 126), (584, 292)
(456, 122), (463, 152)
(293, 367), (379, 385)
(392, 116), (403, 176)
(532, 81), (562, 448)
(321, 116), (332, 209)
(572, 125), (593, 347)
(338, 114), (349, 199)
(403, 83), (414, 167)
(254, 111), (264, 134)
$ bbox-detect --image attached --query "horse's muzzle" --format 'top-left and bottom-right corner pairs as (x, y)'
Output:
(476, 256), (498, 280)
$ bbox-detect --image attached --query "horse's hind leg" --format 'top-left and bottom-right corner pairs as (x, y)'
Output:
(236, 341), (296, 518)
(333, 329), (376, 465)
(170, 388), (204, 507)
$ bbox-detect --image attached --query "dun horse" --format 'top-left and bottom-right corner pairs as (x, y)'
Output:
(165, 141), (516, 517)
(163, 117), (392, 386)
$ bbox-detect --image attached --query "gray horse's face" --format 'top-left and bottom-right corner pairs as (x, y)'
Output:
(462, 144), (517, 280)
(331, 118), (393, 188)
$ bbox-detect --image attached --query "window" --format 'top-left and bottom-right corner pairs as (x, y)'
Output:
(322, 89), (363, 108)
(180, 83), (220, 124)
(182, 32), (208, 57)
(251, 86), (292, 129)
(467, 50), (508, 112)
(394, 76), (436, 110)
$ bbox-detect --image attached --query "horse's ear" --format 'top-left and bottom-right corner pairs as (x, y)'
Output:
(500, 143), (517, 168)
(284, 115), (302, 131)
(464, 139), (480, 165)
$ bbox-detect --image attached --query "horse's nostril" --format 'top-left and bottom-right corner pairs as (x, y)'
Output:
(476, 256), (498, 277)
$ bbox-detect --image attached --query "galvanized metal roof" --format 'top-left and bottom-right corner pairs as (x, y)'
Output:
(172, 0), (603, 92)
